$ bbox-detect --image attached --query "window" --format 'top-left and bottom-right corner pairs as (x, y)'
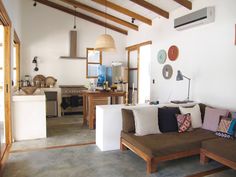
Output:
(86, 48), (102, 78)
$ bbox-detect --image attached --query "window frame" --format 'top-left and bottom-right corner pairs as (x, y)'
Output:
(86, 48), (102, 78)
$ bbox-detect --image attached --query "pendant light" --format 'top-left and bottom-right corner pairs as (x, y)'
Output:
(73, 6), (77, 29)
(95, 1), (116, 52)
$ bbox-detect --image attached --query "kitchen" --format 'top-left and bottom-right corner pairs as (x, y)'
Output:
(12, 28), (128, 148)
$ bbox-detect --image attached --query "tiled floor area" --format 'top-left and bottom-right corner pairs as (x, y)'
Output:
(11, 115), (95, 152)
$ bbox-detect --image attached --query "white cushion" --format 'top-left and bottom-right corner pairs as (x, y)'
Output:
(179, 104), (202, 128)
(132, 107), (160, 136)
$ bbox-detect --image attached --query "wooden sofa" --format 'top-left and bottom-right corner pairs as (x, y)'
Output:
(120, 104), (220, 174)
(200, 138), (236, 170)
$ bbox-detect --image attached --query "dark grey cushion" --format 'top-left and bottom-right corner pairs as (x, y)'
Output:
(158, 107), (180, 132)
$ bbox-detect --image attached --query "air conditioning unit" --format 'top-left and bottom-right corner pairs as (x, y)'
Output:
(174, 7), (215, 31)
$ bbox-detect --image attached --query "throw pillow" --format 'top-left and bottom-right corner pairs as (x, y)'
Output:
(176, 113), (193, 133)
(158, 107), (180, 132)
(179, 104), (202, 128)
(202, 107), (228, 132)
(215, 117), (236, 139)
(121, 109), (135, 133)
(229, 111), (236, 119)
(132, 107), (160, 136)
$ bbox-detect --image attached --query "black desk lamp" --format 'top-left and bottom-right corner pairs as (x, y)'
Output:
(176, 70), (191, 101)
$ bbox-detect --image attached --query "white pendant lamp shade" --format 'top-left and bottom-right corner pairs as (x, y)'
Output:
(95, 34), (116, 52)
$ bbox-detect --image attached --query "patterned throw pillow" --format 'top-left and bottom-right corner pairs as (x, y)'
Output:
(215, 118), (236, 139)
(176, 113), (193, 133)
(229, 112), (236, 119)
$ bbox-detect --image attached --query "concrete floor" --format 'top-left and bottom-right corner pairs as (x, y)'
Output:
(4, 115), (236, 177)
(3, 145), (236, 177)
(11, 115), (95, 152)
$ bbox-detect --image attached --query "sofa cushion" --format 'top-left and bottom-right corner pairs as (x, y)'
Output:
(176, 113), (193, 133)
(179, 104), (202, 128)
(202, 107), (228, 132)
(158, 107), (180, 133)
(202, 138), (236, 163)
(122, 109), (135, 133)
(133, 107), (160, 136)
(215, 118), (236, 139)
(229, 111), (236, 118)
(121, 128), (216, 158)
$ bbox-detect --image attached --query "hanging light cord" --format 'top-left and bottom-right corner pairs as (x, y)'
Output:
(74, 7), (77, 29)
(104, 0), (107, 34)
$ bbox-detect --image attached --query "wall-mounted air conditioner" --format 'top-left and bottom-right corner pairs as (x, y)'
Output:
(174, 7), (215, 31)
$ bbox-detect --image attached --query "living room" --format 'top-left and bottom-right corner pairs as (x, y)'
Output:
(0, 0), (236, 176)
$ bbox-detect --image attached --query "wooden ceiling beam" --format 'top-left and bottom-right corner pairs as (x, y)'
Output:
(35, 0), (128, 35)
(130, 0), (169, 19)
(60, 0), (138, 31)
(173, 0), (192, 10)
(92, 0), (152, 25)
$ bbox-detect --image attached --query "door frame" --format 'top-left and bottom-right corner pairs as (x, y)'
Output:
(0, 0), (12, 172)
(14, 30), (20, 88)
(126, 41), (152, 103)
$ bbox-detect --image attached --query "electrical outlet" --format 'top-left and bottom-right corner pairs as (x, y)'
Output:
(152, 79), (155, 84)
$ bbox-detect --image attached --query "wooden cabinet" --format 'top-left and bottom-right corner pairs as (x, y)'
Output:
(81, 91), (126, 129)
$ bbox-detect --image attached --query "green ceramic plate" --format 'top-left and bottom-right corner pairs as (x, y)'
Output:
(157, 50), (167, 64)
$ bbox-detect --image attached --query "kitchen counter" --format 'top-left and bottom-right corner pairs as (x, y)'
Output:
(13, 89), (45, 101)
(12, 89), (47, 141)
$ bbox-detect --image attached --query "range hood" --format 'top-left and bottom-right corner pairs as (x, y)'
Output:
(60, 31), (86, 59)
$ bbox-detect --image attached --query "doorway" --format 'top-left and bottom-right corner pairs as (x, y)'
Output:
(126, 41), (152, 104)
(0, 0), (12, 166)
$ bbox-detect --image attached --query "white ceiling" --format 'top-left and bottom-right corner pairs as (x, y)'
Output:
(47, 0), (195, 32)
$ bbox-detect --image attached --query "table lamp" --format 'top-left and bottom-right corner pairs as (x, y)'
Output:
(176, 70), (191, 101)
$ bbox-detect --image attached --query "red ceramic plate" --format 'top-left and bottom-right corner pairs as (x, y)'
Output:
(168, 45), (179, 61)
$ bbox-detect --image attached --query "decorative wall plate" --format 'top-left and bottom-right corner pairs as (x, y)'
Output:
(168, 45), (179, 61)
(162, 64), (173, 79)
(157, 50), (167, 64)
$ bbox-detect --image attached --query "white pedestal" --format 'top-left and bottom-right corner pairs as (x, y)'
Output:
(96, 104), (155, 151)
(13, 90), (47, 141)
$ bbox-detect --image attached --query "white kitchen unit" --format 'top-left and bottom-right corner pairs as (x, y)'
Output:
(12, 90), (47, 141)
(96, 103), (196, 151)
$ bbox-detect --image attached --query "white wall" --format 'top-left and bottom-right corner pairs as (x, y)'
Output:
(127, 0), (236, 110)
(20, 0), (126, 85)
(2, 0), (23, 39)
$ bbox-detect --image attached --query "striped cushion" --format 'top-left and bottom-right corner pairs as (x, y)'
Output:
(215, 118), (236, 139)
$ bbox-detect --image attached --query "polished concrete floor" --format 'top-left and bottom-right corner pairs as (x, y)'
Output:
(3, 145), (236, 177)
(4, 115), (236, 177)
(11, 115), (95, 152)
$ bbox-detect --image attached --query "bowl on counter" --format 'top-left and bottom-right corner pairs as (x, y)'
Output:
(21, 86), (37, 95)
